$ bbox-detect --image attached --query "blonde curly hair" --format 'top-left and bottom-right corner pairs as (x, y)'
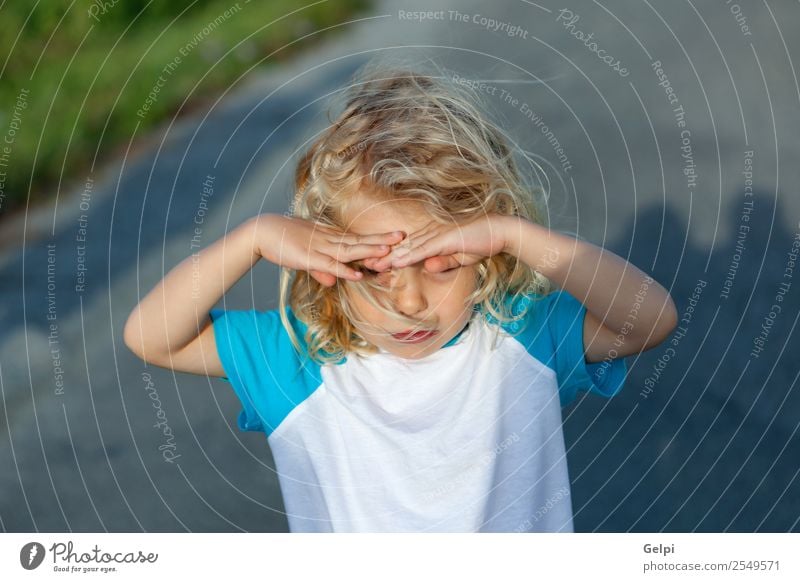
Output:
(279, 60), (552, 365)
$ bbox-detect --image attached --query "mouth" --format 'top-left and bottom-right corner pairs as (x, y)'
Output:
(391, 329), (438, 343)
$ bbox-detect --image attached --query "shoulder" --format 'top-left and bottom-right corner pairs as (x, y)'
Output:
(480, 289), (628, 406)
(209, 305), (326, 434)
(209, 305), (310, 354)
(209, 304), (306, 331)
(476, 288), (579, 372)
(480, 288), (579, 334)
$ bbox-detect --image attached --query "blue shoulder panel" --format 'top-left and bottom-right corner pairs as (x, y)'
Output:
(209, 306), (323, 436)
(484, 289), (628, 407)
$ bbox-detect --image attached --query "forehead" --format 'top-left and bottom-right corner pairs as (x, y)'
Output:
(341, 195), (434, 235)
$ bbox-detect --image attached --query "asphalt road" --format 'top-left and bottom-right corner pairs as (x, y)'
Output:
(1, 0), (798, 532)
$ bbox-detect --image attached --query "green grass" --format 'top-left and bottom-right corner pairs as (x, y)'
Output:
(0, 0), (370, 217)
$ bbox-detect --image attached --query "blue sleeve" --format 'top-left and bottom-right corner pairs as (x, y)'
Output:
(208, 307), (323, 436)
(541, 289), (628, 407)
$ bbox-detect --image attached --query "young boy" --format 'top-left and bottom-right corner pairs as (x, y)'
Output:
(124, 67), (677, 532)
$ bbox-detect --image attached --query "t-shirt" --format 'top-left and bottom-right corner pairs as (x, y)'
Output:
(209, 289), (627, 532)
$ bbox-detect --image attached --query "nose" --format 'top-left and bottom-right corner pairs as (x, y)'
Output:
(391, 271), (428, 316)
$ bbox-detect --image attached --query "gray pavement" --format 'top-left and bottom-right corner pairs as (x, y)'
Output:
(1, 0), (799, 532)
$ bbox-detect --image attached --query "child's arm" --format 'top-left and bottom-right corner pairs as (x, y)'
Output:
(374, 214), (677, 363)
(500, 217), (677, 362)
(123, 214), (402, 375)
(123, 216), (262, 376)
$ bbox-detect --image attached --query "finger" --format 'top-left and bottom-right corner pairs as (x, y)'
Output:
(362, 257), (385, 271)
(389, 235), (451, 268)
(371, 251), (401, 271)
(328, 242), (393, 263)
(371, 243), (419, 270)
(400, 220), (439, 240)
(331, 230), (406, 246)
(315, 253), (364, 281)
(369, 229), (441, 270)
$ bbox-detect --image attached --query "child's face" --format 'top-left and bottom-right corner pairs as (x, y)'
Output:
(340, 196), (479, 360)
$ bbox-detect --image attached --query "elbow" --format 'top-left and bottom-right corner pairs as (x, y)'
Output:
(122, 311), (177, 368)
(651, 294), (679, 346)
(664, 294), (679, 334)
(123, 311), (144, 359)
(632, 294), (678, 353)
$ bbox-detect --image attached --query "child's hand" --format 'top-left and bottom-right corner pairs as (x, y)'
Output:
(366, 214), (510, 272)
(254, 214), (405, 287)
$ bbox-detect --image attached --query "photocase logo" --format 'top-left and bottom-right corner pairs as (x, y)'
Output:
(20, 542), (46, 570)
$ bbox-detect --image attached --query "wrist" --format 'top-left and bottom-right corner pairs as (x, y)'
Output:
(249, 213), (279, 262)
(503, 217), (566, 277)
(498, 214), (524, 257)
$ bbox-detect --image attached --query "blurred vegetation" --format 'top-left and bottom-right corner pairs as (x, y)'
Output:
(0, 0), (369, 218)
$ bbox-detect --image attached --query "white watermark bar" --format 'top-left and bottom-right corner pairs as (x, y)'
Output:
(1, 533), (797, 579)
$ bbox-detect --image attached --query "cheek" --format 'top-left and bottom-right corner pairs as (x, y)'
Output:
(344, 287), (386, 324)
(449, 269), (479, 297)
(431, 276), (477, 313)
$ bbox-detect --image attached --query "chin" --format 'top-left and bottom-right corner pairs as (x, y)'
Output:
(386, 338), (443, 359)
(393, 348), (433, 360)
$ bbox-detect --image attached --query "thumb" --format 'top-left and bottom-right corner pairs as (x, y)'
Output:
(424, 253), (484, 272)
(423, 255), (457, 273)
(310, 269), (337, 287)
(457, 253), (485, 266)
